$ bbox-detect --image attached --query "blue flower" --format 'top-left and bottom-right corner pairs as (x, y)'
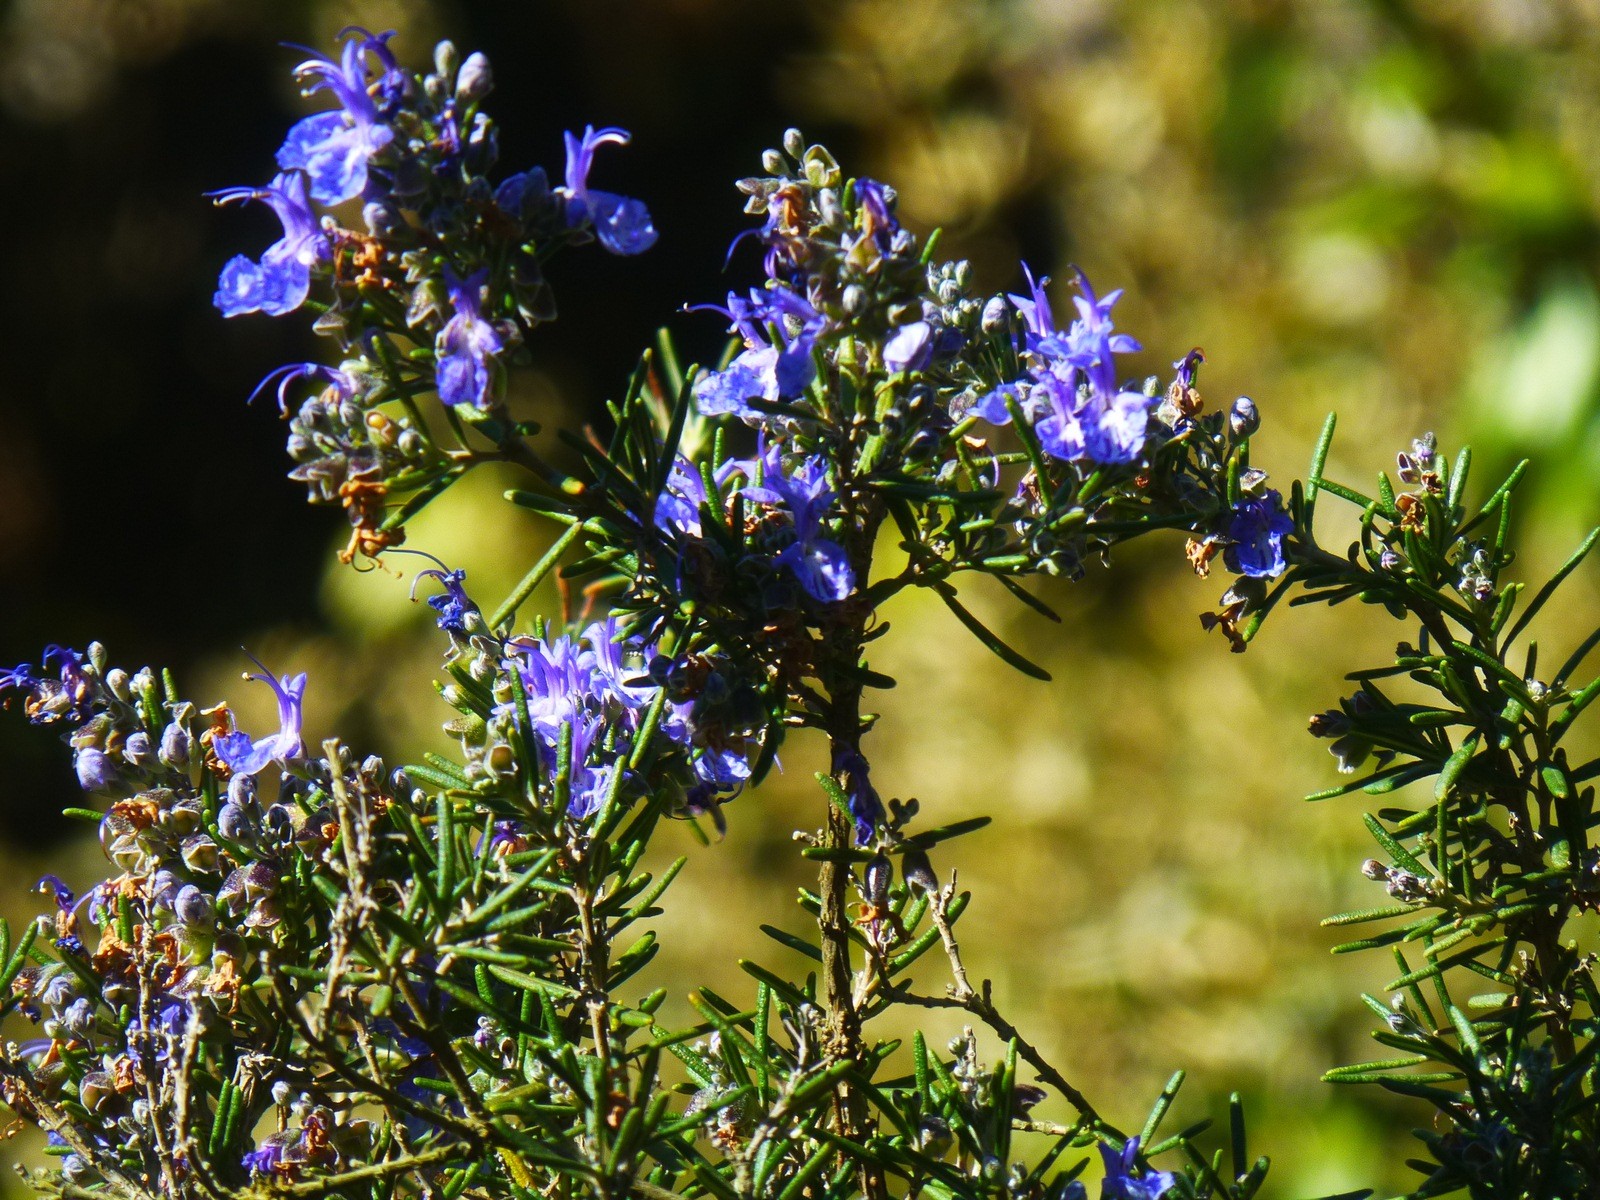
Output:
(1099, 1137), (1176, 1200)
(855, 178), (899, 245)
(565, 715), (618, 819)
(435, 269), (506, 408)
(692, 286), (824, 422)
(499, 621), (751, 819)
(37, 874), (73, 911)
(832, 747), (883, 844)
(1224, 489), (1294, 579)
(971, 266), (1152, 467)
(411, 562), (477, 633)
(971, 382), (1022, 426)
(692, 741), (752, 790)
(741, 448), (855, 603)
(0, 662), (37, 696)
(74, 747), (112, 792)
(210, 172), (329, 317)
(884, 320), (933, 374)
(654, 456), (713, 538)
(559, 125), (657, 255)
(1173, 347), (1204, 391)
(277, 30), (401, 204)
(241, 1135), (292, 1177)
(494, 167), (551, 222)
(1063, 268), (1141, 363)
(214, 657), (307, 777)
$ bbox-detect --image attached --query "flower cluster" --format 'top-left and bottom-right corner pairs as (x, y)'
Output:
(0, 49), (1373, 1200)
(969, 267), (1151, 466)
(425, 596), (758, 826)
(691, 134), (967, 444)
(655, 442), (855, 605)
(506, 619), (754, 817)
(0, 645), (397, 1189)
(212, 31), (656, 554)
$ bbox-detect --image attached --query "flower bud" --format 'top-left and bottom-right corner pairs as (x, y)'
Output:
(64, 997), (95, 1035)
(263, 804), (294, 844)
(218, 803), (254, 843)
(762, 149), (786, 175)
(817, 189), (844, 228)
(174, 885), (214, 929)
(158, 722), (190, 767)
(363, 200), (403, 237)
(863, 855), (891, 906)
(782, 127), (805, 159)
(41, 975), (74, 1009)
(227, 773), (256, 808)
(456, 51), (493, 102)
(900, 848), (938, 894)
(433, 40), (459, 82)
(1229, 395), (1260, 439)
(981, 295), (1010, 336)
(79, 1072), (116, 1114)
(75, 747), (111, 792)
(123, 731), (154, 767)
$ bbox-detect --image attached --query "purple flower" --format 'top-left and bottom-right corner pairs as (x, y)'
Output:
(654, 455), (755, 538)
(692, 353), (778, 422)
(504, 634), (595, 741)
(482, 820), (527, 857)
(214, 657), (307, 777)
(970, 267), (1152, 466)
(411, 563), (476, 633)
(1173, 348), (1204, 391)
(692, 287), (824, 422)
(654, 456), (713, 538)
(855, 178), (899, 244)
(565, 715), (617, 819)
(37, 874), (73, 912)
(436, 269), (505, 408)
(832, 747), (882, 844)
(74, 747), (112, 792)
(884, 320), (933, 374)
(1224, 489), (1294, 579)
(277, 30), (401, 204)
(1099, 1137), (1176, 1200)
(1080, 387), (1155, 465)
(242, 1134), (293, 1177)
(692, 742), (751, 791)
(498, 621), (751, 818)
(581, 617), (658, 711)
(559, 125), (657, 256)
(742, 449), (855, 603)
(210, 172), (330, 317)
(0, 663), (37, 696)
(494, 167), (551, 222)
(971, 382), (1022, 426)
(1064, 268), (1140, 362)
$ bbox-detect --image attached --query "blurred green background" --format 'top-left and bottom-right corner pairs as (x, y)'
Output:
(7, 0), (1600, 1194)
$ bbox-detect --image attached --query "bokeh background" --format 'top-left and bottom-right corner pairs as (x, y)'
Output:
(7, 0), (1600, 1193)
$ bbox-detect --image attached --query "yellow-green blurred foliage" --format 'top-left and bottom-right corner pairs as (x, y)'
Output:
(11, 0), (1600, 1194)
